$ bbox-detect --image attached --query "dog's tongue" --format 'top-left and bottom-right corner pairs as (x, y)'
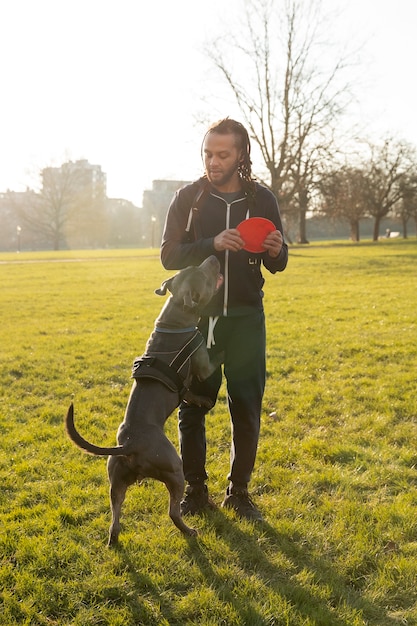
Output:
(216, 274), (224, 290)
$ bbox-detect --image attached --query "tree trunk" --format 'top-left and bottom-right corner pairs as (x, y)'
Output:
(402, 216), (408, 239)
(297, 189), (309, 244)
(297, 209), (309, 243)
(350, 220), (360, 242)
(373, 217), (381, 241)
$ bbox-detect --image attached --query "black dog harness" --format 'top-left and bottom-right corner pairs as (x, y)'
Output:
(131, 327), (204, 398)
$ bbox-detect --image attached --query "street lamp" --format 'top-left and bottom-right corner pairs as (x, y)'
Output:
(151, 216), (156, 248)
(16, 225), (22, 253)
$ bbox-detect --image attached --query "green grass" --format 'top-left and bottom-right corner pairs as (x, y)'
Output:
(1, 240), (416, 625)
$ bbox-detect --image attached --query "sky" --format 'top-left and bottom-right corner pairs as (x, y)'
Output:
(1, 0), (417, 206)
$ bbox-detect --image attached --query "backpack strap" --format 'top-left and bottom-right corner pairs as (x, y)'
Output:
(185, 178), (210, 239)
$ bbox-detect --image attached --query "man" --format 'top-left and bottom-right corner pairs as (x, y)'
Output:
(160, 118), (288, 521)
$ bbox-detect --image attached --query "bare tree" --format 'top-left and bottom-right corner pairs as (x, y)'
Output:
(318, 166), (368, 241)
(205, 0), (353, 242)
(0, 192), (25, 251)
(11, 160), (108, 250)
(361, 138), (417, 241)
(397, 174), (417, 238)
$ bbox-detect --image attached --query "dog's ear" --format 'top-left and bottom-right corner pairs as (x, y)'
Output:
(155, 276), (175, 296)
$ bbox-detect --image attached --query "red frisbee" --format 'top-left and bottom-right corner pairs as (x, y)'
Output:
(237, 217), (276, 253)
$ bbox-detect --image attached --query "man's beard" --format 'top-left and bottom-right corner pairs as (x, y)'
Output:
(207, 161), (240, 188)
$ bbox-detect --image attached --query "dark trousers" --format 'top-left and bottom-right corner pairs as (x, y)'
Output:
(178, 310), (266, 488)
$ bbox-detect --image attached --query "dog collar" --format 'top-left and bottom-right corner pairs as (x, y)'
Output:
(154, 326), (198, 334)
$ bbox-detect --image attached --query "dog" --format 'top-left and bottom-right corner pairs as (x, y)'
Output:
(65, 255), (224, 545)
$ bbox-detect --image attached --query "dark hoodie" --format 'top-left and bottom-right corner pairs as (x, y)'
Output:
(160, 179), (288, 317)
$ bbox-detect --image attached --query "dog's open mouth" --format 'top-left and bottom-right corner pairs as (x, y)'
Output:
(216, 274), (224, 291)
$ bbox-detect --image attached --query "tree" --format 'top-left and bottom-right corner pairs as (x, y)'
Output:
(318, 166), (368, 241)
(361, 138), (417, 241)
(0, 191), (25, 251)
(397, 174), (417, 238)
(205, 0), (353, 242)
(106, 198), (142, 247)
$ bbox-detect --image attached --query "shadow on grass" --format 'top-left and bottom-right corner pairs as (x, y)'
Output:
(184, 510), (400, 626)
(110, 542), (176, 625)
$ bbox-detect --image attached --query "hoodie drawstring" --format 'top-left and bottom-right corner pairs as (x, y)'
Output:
(206, 316), (219, 349)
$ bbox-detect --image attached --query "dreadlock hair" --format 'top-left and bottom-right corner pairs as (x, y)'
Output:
(201, 118), (256, 202)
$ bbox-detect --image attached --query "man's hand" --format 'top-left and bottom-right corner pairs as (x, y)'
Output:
(213, 228), (244, 252)
(262, 230), (283, 258)
(214, 227), (284, 257)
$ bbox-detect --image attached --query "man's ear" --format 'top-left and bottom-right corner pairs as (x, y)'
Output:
(155, 276), (175, 296)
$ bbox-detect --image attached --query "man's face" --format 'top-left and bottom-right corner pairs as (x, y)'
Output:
(203, 131), (242, 191)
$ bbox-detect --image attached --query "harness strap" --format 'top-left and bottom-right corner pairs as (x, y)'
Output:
(132, 356), (186, 396)
(132, 330), (205, 398)
(170, 330), (204, 370)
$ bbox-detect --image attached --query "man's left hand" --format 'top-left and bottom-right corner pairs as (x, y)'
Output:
(263, 230), (283, 258)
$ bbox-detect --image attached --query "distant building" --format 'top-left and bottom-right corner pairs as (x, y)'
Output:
(106, 198), (141, 247)
(1, 172), (196, 250)
(142, 179), (190, 247)
(42, 159), (107, 201)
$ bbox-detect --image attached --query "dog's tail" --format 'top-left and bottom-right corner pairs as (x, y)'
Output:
(65, 403), (128, 456)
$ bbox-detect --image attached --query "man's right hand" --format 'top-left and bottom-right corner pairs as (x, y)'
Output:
(213, 229), (244, 252)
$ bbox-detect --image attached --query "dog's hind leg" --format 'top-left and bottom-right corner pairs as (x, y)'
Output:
(107, 457), (135, 547)
(108, 484), (127, 547)
(164, 471), (198, 537)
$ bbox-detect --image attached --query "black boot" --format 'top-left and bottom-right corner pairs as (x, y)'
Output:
(180, 483), (216, 516)
(222, 485), (263, 521)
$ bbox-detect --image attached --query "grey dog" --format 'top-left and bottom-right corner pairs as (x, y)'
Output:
(65, 255), (224, 545)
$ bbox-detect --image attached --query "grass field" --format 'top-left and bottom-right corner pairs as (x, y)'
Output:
(1, 240), (416, 625)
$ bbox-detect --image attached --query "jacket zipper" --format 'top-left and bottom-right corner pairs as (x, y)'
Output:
(211, 193), (247, 316)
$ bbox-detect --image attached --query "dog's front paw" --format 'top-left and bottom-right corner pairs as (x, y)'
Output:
(215, 350), (225, 365)
(198, 396), (215, 409)
(183, 391), (215, 409)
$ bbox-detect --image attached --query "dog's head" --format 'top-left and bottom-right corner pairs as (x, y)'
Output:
(156, 255), (223, 313)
